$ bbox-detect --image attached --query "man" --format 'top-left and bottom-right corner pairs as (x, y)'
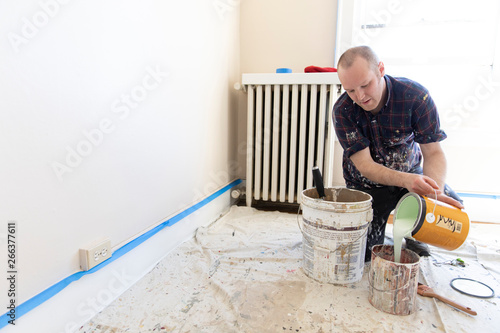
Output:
(333, 46), (464, 261)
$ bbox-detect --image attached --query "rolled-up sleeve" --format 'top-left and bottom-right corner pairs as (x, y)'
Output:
(412, 91), (447, 144)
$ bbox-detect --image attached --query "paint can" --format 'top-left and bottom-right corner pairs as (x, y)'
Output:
(368, 245), (420, 315)
(394, 192), (470, 251)
(300, 187), (372, 284)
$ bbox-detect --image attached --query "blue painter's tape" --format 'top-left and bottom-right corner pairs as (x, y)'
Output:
(276, 68), (292, 73)
(0, 179), (242, 328)
(457, 192), (500, 200)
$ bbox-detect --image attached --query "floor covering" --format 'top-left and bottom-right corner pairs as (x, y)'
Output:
(79, 206), (500, 333)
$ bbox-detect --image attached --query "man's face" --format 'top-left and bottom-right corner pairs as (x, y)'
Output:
(338, 57), (386, 113)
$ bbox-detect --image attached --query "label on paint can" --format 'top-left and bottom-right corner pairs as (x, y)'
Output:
(435, 215), (463, 233)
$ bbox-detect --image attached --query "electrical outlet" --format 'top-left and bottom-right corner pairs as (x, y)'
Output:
(79, 238), (112, 271)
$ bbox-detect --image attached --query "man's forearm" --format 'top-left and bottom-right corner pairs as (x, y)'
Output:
(350, 148), (414, 189)
(420, 143), (447, 191)
(350, 147), (441, 195)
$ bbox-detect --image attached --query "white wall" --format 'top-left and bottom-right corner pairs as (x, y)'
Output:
(240, 0), (338, 73)
(0, 0), (240, 318)
(237, 0), (342, 183)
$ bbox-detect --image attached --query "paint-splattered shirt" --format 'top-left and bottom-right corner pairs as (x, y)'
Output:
(333, 75), (447, 189)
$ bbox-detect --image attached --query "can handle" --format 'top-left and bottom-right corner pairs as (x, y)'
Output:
(424, 188), (438, 223)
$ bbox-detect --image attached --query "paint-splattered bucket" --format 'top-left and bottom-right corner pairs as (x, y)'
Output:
(300, 187), (372, 284)
(368, 245), (420, 315)
(394, 193), (470, 251)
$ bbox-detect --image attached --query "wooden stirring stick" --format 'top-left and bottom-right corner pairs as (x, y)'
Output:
(417, 283), (477, 316)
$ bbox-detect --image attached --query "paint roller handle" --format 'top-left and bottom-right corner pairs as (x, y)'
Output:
(312, 166), (325, 199)
(433, 293), (477, 316)
(418, 283), (477, 316)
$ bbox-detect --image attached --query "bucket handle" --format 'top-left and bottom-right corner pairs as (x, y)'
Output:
(367, 273), (418, 293)
(366, 209), (373, 223)
(297, 205), (304, 234)
(303, 228), (369, 255)
(297, 205), (370, 255)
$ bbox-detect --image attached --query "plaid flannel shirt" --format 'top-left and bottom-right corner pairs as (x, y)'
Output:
(333, 75), (447, 189)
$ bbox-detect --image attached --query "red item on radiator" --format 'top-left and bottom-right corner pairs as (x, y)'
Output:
(304, 66), (337, 73)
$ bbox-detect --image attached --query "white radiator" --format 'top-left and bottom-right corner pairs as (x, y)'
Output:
(242, 73), (342, 206)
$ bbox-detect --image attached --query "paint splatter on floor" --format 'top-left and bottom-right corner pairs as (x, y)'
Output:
(78, 207), (500, 333)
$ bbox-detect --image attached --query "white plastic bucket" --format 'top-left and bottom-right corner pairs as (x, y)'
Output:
(300, 187), (373, 284)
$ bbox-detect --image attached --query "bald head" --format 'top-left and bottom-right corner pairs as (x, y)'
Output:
(336, 46), (387, 113)
(337, 46), (380, 73)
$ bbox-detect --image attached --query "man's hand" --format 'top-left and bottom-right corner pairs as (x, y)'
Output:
(351, 149), (465, 210)
(436, 193), (464, 209)
(404, 173), (464, 209)
(404, 173), (440, 196)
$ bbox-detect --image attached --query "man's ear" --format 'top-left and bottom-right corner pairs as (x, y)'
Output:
(378, 61), (385, 77)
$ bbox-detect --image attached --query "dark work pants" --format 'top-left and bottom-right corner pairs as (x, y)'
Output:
(355, 184), (463, 262)
(356, 186), (408, 261)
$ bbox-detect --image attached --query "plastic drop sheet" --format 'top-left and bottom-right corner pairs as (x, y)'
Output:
(80, 206), (500, 333)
